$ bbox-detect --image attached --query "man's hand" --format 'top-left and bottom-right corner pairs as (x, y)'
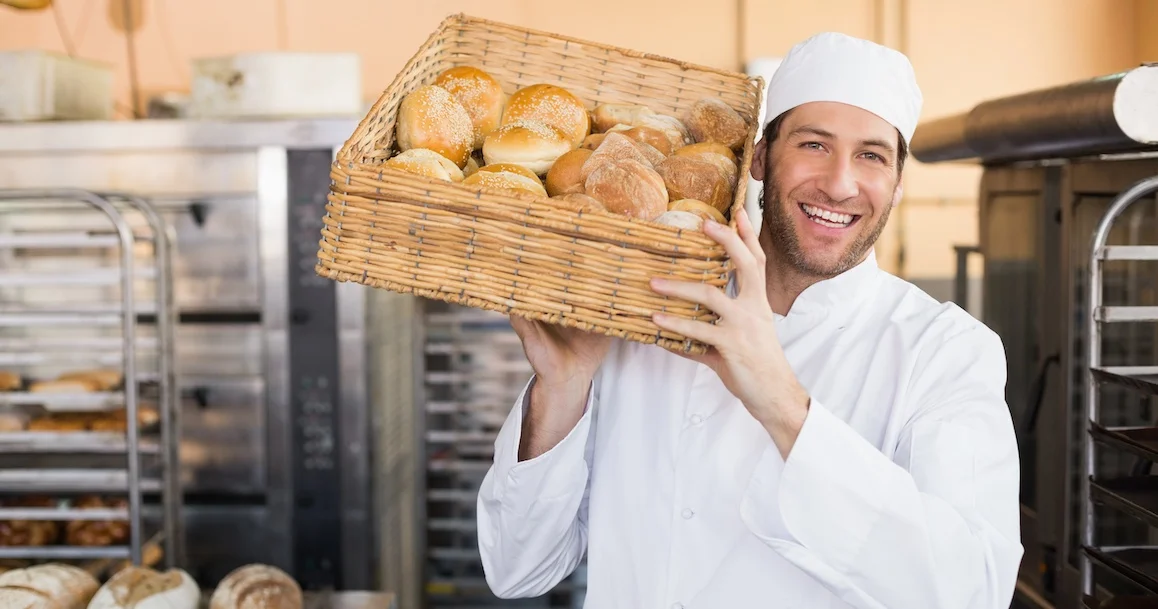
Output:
(649, 211), (810, 458)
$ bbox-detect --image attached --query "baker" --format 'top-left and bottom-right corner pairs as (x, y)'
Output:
(477, 32), (1023, 609)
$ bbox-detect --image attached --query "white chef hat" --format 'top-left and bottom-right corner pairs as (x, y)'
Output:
(762, 32), (923, 145)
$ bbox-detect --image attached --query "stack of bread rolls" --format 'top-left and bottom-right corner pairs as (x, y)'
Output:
(388, 65), (750, 231)
(0, 497), (60, 548)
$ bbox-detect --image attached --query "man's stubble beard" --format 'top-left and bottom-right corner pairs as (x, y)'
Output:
(760, 178), (893, 279)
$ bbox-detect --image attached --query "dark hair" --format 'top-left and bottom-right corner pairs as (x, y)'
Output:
(761, 110), (909, 175)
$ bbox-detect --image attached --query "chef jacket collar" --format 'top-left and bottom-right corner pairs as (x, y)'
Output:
(775, 249), (882, 318)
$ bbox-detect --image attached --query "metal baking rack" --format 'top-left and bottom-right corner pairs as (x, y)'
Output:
(1079, 175), (1158, 607)
(0, 189), (182, 569)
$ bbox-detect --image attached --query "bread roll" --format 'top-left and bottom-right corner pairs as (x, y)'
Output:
(56, 370), (121, 392)
(639, 114), (694, 151)
(580, 133), (607, 151)
(28, 416), (88, 432)
(674, 141), (737, 165)
(433, 66), (507, 149)
(580, 133), (658, 184)
(501, 84), (590, 148)
(685, 98), (748, 150)
(29, 379), (98, 394)
(65, 496), (128, 547)
(87, 566), (199, 609)
(463, 156), (481, 177)
(670, 199), (727, 224)
(617, 125), (674, 156)
(552, 193), (606, 213)
(605, 127), (666, 165)
(385, 149), (466, 182)
(463, 170), (548, 198)
(584, 159), (668, 221)
(0, 497), (60, 547)
(395, 85), (474, 168)
(209, 564), (301, 609)
(0, 372), (20, 392)
(655, 156), (732, 213)
(482, 120), (572, 175)
(654, 210), (704, 231)
(0, 411), (27, 432)
(0, 564), (99, 609)
(591, 103), (655, 133)
(89, 407), (160, 432)
(544, 149), (592, 197)
(476, 163), (542, 184)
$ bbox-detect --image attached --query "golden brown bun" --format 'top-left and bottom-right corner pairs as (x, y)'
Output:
(685, 98), (748, 150)
(674, 148), (738, 189)
(0, 372), (20, 392)
(584, 159), (668, 221)
(545, 149), (593, 197)
(675, 141), (737, 165)
(653, 210), (705, 231)
(501, 84), (590, 148)
(618, 125), (674, 156)
(56, 369), (121, 391)
(65, 496), (129, 548)
(580, 133), (608, 151)
(29, 379), (99, 393)
(477, 163), (543, 184)
(656, 157), (732, 213)
(670, 199), (727, 224)
(434, 66), (508, 149)
(482, 120), (572, 175)
(580, 133), (659, 184)
(28, 416), (89, 432)
(385, 149), (466, 182)
(463, 170), (548, 198)
(396, 85), (474, 168)
(591, 103), (655, 133)
(639, 114), (694, 151)
(463, 156), (481, 177)
(552, 193), (607, 213)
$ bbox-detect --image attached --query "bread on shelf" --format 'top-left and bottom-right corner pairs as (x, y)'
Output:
(0, 372), (21, 392)
(28, 380), (100, 394)
(64, 496), (129, 548)
(87, 566), (199, 609)
(0, 563), (99, 609)
(55, 370), (122, 392)
(209, 564), (302, 609)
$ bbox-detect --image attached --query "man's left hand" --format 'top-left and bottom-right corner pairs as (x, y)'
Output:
(649, 211), (810, 458)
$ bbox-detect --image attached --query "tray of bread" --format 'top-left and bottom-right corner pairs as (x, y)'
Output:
(317, 13), (763, 354)
(0, 369), (133, 413)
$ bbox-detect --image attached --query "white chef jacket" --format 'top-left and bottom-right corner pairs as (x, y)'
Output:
(477, 251), (1023, 609)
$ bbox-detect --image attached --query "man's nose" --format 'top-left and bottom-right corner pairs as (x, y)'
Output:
(816, 156), (859, 202)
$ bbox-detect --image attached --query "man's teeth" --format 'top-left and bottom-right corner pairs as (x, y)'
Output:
(801, 203), (853, 227)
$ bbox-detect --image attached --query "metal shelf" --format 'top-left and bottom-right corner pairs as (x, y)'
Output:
(1095, 306), (1158, 323)
(1091, 477), (1158, 529)
(1092, 367), (1158, 396)
(0, 302), (159, 316)
(1090, 424), (1158, 462)
(0, 391), (126, 411)
(0, 312), (122, 326)
(0, 546), (131, 560)
(0, 506), (129, 520)
(0, 231), (151, 249)
(1098, 245), (1158, 261)
(0, 432), (160, 454)
(0, 267), (156, 287)
(0, 469), (163, 493)
(1085, 546), (1158, 595)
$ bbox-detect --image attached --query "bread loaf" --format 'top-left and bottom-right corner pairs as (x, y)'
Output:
(544, 149), (592, 197)
(685, 98), (748, 150)
(580, 133), (607, 151)
(654, 210), (704, 231)
(433, 66), (507, 149)
(385, 149), (466, 183)
(482, 120), (572, 175)
(476, 163), (542, 184)
(395, 85), (474, 168)
(65, 496), (128, 547)
(55, 370), (121, 392)
(655, 156), (732, 213)
(584, 159), (668, 221)
(463, 170), (548, 198)
(501, 84), (590, 148)
(579, 133), (658, 184)
(674, 142), (737, 165)
(638, 114), (694, 151)
(615, 125), (674, 156)
(29, 380), (99, 394)
(670, 199), (727, 225)
(86, 566), (199, 609)
(0, 372), (20, 392)
(209, 564), (301, 609)
(0, 564), (99, 609)
(591, 103), (654, 133)
(674, 143), (738, 188)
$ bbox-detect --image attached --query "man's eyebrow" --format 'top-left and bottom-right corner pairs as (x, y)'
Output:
(790, 124), (896, 154)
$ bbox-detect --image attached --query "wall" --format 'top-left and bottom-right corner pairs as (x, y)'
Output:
(0, 0), (1145, 288)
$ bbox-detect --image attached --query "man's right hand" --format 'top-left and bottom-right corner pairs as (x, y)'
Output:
(509, 315), (612, 461)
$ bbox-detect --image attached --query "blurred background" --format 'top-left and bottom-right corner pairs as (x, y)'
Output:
(0, 2), (1155, 609)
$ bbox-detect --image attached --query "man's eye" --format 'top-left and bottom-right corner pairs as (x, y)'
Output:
(801, 142), (823, 150)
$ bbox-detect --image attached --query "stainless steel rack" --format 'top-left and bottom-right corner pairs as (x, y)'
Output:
(1080, 175), (1158, 607)
(0, 189), (181, 568)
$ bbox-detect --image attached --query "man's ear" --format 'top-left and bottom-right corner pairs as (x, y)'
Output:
(749, 137), (769, 182)
(891, 180), (904, 207)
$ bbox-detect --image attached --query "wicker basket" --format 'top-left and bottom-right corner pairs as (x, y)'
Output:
(317, 13), (764, 354)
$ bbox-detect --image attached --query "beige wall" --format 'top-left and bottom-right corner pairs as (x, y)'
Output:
(0, 0), (1146, 284)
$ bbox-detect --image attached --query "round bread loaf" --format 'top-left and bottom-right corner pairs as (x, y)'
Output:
(670, 199), (727, 224)
(56, 369), (121, 391)
(501, 84), (590, 148)
(655, 156), (732, 213)
(639, 113), (694, 151)
(674, 141), (737, 165)
(433, 66), (507, 149)
(0, 563), (100, 609)
(482, 120), (572, 175)
(685, 98), (748, 150)
(580, 133), (607, 151)
(396, 85), (474, 168)
(654, 210), (705, 231)
(591, 103), (655, 133)
(385, 149), (466, 182)
(552, 193), (607, 213)
(673, 144), (738, 188)
(584, 159), (668, 221)
(209, 564), (301, 609)
(87, 566), (199, 609)
(476, 162), (543, 184)
(580, 133), (658, 184)
(617, 125), (674, 156)
(463, 170), (548, 198)
(545, 149), (592, 197)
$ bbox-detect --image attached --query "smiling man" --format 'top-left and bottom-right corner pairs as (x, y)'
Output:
(477, 32), (1023, 609)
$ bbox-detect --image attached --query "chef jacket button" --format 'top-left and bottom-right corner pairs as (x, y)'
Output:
(689, 414), (703, 426)
(681, 508), (694, 519)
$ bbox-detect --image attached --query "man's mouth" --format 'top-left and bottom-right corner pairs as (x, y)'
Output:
(799, 203), (858, 228)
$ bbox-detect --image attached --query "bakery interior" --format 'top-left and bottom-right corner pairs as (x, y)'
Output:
(1, 0), (1157, 608)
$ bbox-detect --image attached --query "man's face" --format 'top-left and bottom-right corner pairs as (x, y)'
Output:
(751, 101), (903, 278)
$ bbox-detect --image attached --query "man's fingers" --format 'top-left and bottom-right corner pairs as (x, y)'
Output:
(650, 278), (733, 315)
